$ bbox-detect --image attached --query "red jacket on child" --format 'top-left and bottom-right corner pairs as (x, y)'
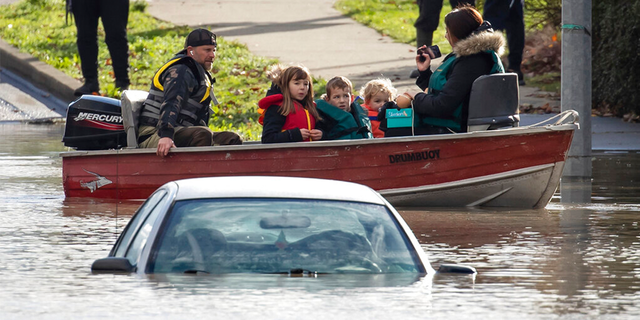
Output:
(259, 93), (317, 143)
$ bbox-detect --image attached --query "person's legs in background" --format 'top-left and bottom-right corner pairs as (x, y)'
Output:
(417, 0), (476, 47)
(72, 0), (100, 95)
(415, 0), (444, 48)
(411, 0), (475, 78)
(411, 0), (443, 78)
(99, 0), (131, 91)
(505, 0), (525, 85)
(483, 0), (525, 85)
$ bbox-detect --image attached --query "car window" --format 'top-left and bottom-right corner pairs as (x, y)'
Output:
(149, 198), (422, 274)
(113, 190), (168, 257)
(124, 192), (171, 264)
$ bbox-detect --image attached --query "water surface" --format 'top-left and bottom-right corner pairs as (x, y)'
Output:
(1, 123), (638, 319)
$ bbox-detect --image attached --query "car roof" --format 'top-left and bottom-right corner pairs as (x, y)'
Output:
(170, 176), (387, 205)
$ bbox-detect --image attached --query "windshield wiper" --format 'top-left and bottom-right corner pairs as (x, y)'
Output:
(290, 268), (315, 275)
(265, 268), (320, 275)
(183, 269), (210, 275)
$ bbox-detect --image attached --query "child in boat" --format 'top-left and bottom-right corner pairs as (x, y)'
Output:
(258, 65), (323, 143)
(359, 78), (397, 138)
(315, 76), (372, 140)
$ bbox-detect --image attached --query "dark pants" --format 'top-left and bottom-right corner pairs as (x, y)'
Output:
(138, 126), (242, 148)
(414, 0), (476, 47)
(72, 0), (130, 82)
(174, 127), (242, 146)
(483, 0), (525, 72)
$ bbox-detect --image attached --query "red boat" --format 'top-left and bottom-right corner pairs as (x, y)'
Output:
(61, 116), (577, 209)
(61, 76), (578, 209)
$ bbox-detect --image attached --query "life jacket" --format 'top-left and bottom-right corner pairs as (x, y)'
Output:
(315, 99), (372, 140)
(417, 51), (504, 132)
(362, 103), (384, 138)
(138, 53), (217, 127)
(258, 93), (317, 134)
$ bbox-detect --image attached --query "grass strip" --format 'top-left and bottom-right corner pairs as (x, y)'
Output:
(335, 0), (454, 52)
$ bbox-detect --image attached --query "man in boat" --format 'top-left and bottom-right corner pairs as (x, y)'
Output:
(137, 28), (242, 157)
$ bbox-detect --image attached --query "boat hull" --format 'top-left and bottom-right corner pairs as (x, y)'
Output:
(61, 124), (576, 208)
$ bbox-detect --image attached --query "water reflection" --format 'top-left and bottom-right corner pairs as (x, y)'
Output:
(560, 177), (593, 203)
(1, 123), (639, 318)
(406, 202), (640, 316)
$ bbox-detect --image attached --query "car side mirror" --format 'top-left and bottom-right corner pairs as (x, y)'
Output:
(437, 264), (477, 274)
(91, 257), (135, 274)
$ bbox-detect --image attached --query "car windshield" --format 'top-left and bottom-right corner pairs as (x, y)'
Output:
(149, 198), (423, 274)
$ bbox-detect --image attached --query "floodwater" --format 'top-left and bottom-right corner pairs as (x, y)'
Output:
(1, 122), (639, 319)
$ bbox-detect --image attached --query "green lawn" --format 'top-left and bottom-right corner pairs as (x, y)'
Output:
(335, 0), (454, 52)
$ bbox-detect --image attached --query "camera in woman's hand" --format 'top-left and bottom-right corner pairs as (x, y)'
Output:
(417, 45), (442, 62)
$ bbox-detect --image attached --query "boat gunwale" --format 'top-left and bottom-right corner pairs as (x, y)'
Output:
(59, 123), (578, 158)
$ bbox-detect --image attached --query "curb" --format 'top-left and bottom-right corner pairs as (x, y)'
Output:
(0, 38), (79, 104)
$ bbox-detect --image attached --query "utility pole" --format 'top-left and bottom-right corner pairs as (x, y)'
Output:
(561, 0), (592, 177)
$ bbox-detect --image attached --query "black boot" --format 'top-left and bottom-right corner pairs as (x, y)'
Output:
(508, 69), (526, 86)
(74, 79), (99, 96)
(115, 79), (130, 91)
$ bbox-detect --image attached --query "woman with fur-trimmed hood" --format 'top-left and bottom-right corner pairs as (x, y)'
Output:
(391, 5), (505, 135)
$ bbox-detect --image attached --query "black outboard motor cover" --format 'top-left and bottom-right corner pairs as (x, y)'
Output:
(62, 95), (127, 150)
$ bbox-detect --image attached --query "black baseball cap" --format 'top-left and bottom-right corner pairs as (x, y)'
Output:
(178, 28), (217, 53)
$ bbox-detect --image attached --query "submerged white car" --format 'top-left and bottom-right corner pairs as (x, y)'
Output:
(92, 176), (436, 275)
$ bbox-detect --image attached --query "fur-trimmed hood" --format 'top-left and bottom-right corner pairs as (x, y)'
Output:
(453, 31), (505, 57)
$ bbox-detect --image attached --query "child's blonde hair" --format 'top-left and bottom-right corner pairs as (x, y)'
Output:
(268, 64), (320, 120)
(359, 78), (397, 103)
(324, 76), (353, 99)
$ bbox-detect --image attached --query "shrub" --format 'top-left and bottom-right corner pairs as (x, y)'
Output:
(592, 0), (640, 116)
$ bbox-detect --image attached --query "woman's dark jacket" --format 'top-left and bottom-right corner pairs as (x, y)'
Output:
(413, 31), (505, 132)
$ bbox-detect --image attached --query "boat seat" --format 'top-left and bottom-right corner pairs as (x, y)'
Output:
(467, 73), (520, 132)
(120, 90), (149, 148)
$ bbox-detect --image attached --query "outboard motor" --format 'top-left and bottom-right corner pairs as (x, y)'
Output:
(62, 95), (127, 150)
